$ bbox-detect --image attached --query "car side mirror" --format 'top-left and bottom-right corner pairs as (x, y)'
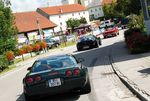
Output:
(78, 58), (85, 63)
(27, 67), (32, 71)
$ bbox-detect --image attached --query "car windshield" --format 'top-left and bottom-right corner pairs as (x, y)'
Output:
(31, 55), (77, 72)
(79, 35), (95, 41)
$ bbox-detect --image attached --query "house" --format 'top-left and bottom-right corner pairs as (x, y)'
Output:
(37, 4), (90, 33)
(14, 11), (57, 44)
(61, 0), (104, 20)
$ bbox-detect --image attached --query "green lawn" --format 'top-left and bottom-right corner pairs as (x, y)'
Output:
(0, 65), (16, 75)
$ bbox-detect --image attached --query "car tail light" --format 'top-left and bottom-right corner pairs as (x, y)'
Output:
(73, 69), (80, 75)
(26, 77), (33, 84)
(65, 70), (72, 76)
(35, 76), (41, 82)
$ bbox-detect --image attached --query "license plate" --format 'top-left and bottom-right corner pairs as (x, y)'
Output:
(48, 78), (61, 87)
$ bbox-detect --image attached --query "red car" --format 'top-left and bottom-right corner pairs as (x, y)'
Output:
(103, 26), (119, 38)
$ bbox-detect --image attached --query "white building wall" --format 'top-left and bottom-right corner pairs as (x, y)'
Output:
(49, 11), (90, 32)
(61, 0), (76, 5)
(88, 6), (104, 19)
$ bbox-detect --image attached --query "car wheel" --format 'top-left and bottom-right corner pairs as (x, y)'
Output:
(55, 44), (59, 47)
(80, 77), (91, 94)
(95, 42), (99, 48)
(99, 40), (102, 45)
(24, 93), (35, 101)
(77, 47), (82, 51)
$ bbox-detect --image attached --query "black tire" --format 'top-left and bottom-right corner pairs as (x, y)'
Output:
(77, 47), (82, 51)
(24, 93), (35, 101)
(99, 40), (102, 45)
(55, 43), (59, 47)
(80, 78), (91, 94)
(95, 42), (99, 48)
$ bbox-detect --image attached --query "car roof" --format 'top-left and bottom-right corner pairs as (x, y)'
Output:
(37, 54), (71, 61)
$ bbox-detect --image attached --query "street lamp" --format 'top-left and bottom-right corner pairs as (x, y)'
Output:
(140, 0), (150, 35)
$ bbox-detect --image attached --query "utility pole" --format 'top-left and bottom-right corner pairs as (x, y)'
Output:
(36, 18), (42, 41)
(140, 0), (150, 35)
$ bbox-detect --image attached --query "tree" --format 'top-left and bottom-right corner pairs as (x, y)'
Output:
(80, 17), (87, 24)
(0, 0), (17, 55)
(66, 18), (80, 32)
(103, 0), (141, 18)
(115, 0), (141, 16)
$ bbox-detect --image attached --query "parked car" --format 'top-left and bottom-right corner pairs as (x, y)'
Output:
(92, 28), (105, 39)
(103, 26), (119, 38)
(76, 34), (101, 51)
(100, 20), (114, 28)
(23, 54), (91, 101)
(45, 38), (60, 49)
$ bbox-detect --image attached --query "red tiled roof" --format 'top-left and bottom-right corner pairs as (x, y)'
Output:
(102, 0), (113, 5)
(14, 11), (57, 33)
(38, 4), (87, 15)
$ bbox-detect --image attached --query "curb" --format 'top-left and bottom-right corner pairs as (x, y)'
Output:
(109, 55), (150, 101)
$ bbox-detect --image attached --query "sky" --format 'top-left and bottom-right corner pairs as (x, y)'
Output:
(10, 0), (62, 12)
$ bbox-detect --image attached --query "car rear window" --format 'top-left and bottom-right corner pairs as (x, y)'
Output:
(31, 56), (77, 72)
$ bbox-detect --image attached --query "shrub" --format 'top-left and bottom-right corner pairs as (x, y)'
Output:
(6, 51), (14, 61)
(33, 43), (41, 52)
(0, 55), (9, 71)
(18, 48), (25, 55)
(26, 45), (33, 53)
(124, 28), (150, 54)
(39, 41), (47, 49)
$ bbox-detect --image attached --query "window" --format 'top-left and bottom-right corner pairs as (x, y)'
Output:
(72, 13), (74, 16)
(91, 10), (93, 12)
(99, 8), (101, 11)
(95, 9), (97, 11)
(60, 22), (62, 25)
(78, 13), (80, 15)
(59, 15), (61, 18)
(31, 55), (78, 72)
(83, 12), (85, 14)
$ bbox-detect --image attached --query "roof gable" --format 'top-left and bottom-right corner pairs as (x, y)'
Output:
(38, 4), (87, 15)
(14, 11), (57, 33)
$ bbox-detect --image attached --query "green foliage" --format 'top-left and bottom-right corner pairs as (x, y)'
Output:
(0, 0), (17, 55)
(66, 17), (88, 32)
(66, 18), (80, 31)
(80, 17), (87, 24)
(128, 14), (145, 30)
(0, 54), (9, 71)
(103, 0), (141, 18)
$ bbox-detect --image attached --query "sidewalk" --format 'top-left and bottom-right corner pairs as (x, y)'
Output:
(111, 40), (150, 100)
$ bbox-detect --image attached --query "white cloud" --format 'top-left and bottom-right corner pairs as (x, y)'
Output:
(10, 0), (62, 12)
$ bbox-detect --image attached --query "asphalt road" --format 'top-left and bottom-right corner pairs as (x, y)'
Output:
(0, 30), (140, 101)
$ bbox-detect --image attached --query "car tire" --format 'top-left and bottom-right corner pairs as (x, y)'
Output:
(55, 43), (59, 47)
(80, 77), (91, 94)
(95, 42), (99, 48)
(24, 93), (35, 101)
(77, 47), (82, 51)
(99, 40), (102, 45)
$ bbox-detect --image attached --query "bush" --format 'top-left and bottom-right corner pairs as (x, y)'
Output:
(6, 51), (14, 61)
(18, 48), (25, 55)
(0, 55), (9, 71)
(39, 41), (47, 49)
(124, 28), (150, 54)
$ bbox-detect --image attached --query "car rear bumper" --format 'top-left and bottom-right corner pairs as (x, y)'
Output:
(24, 76), (87, 96)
